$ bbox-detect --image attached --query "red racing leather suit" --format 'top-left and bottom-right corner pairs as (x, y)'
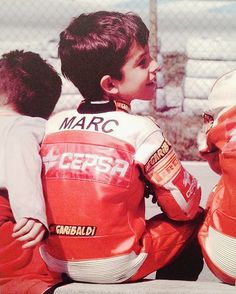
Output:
(198, 106), (236, 285)
(40, 101), (202, 283)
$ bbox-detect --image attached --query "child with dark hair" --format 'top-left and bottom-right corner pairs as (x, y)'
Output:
(0, 50), (62, 293)
(40, 11), (203, 284)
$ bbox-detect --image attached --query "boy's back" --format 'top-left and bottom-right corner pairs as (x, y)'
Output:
(40, 100), (202, 283)
(40, 106), (155, 283)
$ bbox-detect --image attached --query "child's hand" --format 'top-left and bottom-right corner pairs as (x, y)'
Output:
(12, 218), (46, 249)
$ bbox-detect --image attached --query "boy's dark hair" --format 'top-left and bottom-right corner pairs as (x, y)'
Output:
(58, 11), (149, 102)
(0, 50), (62, 119)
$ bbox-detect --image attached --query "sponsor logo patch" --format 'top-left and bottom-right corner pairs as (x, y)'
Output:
(41, 143), (132, 188)
(172, 168), (198, 202)
(50, 224), (97, 237)
(148, 150), (181, 186)
(145, 140), (171, 173)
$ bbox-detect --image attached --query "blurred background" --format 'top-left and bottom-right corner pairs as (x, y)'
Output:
(1, 0), (236, 159)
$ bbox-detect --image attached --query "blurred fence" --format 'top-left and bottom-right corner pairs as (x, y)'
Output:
(0, 0), (236, 114)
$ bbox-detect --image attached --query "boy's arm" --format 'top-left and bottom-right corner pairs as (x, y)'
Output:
(5, 119), (48, 231)
(137, 126), (201, 221)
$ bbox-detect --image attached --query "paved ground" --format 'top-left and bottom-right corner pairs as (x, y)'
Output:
(53, 162), (235, 293)
(54, 279), (235, 294)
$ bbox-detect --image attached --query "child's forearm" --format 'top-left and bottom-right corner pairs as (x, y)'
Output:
(145, 152), (201, 221)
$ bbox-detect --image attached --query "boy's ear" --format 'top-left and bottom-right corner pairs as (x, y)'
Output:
(100, 75), (118, 95)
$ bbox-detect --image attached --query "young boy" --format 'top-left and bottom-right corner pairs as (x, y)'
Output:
(0, 50), (62, 293)
(40, 11), (203, 283)
(198, 70), (236, 286)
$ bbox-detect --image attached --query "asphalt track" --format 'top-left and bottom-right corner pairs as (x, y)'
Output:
(53, 162), (235, 293)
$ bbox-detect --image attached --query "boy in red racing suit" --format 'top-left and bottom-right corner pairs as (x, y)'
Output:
(198, 70), (236, 286)
(40, 11), (203, 284)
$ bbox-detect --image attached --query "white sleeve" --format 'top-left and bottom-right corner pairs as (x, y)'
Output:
(5, 119), (48, 228)
(134, 116), (165, 164)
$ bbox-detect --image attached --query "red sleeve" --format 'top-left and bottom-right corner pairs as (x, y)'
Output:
(144, 141), (201, 221)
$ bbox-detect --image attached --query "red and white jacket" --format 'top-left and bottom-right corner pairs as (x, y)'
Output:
(40, 101), (201, 283)
(198, 106), (236, 285)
